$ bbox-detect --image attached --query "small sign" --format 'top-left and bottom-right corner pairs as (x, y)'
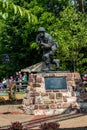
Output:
(2, 54), (10, 63)
(45, 77), (67, 90)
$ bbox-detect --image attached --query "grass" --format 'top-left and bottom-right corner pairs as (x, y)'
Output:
(0, 93), (25, 100)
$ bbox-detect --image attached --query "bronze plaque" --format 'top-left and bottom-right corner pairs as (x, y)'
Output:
(45, 77), (67, 90)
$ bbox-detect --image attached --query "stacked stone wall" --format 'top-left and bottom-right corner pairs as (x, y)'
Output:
(22, 72), (87, 115)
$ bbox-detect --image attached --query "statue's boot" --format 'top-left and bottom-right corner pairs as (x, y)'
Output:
(42, 63), (50, 71)
(52, 59), (60, 69)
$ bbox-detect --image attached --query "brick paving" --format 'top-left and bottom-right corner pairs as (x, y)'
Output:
(0, 105), (87, 129)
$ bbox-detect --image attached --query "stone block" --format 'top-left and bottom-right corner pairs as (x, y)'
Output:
(67, 86), (73, 91)
(67, 73), (72, 79)
(50, 105), (57, 109)
(32, 83), (41, 87)
(67, 80), (76, 86)
(66, 97), (77, 103)
(56, 93), (63, 99)
(57, 103), (62, 108)
(62, 92), (71, 97)
(33, 110), (45, 115)
(36, 87), (45, 92)
(50, 100), (55, 104)
(39, 105), (49, 109)
(46, 90), (53, 92)
(44, 109), (55, 115)
(71, 92), (75, 96)
(35, 96), (43, 104)
(30, 87), (36, 91)
(62, 103), (71, 108)
(34, 104), (38, 109)
(41, 93), (48, 96)
(29, 74), (34, 78)
(63, 96), (67, 102)
(61, 90), (68, 92)
(44, 100), (54, 104)
(55, 99), (63, 103)
(49, 93), (55, 99)
(42, 96), (49, 101)
(53, 90), (60, 92)
(30, 92), (40, 97)
(36, 77), (42, 83)
(29, 78), (34, 82)
(74, 73), (81, 79)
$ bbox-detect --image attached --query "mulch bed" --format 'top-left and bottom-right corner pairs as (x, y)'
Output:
(0, 99), (23, 115)
(0, 111), (23, 115)
(0, 99), (22, 105)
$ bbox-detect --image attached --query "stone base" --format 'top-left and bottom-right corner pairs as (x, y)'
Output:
(22, 72), (87, 115)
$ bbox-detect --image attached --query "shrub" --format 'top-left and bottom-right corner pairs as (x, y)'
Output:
(0, 97), (6, 104)
(40, 122), (60, 130)
(9, 121), (24, 130)
(7, 82), (16, 101)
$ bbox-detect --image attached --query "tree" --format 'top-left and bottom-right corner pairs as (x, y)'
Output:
(50, 5), (87, 72)
(0, 0), (38, 78)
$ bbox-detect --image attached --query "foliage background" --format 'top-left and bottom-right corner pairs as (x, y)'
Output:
(0, 0), (87, 79)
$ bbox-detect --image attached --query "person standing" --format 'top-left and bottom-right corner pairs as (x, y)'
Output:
(22, 72), (28, 87)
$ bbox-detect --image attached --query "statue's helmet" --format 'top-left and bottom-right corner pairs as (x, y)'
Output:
(38, 27), (45, 32)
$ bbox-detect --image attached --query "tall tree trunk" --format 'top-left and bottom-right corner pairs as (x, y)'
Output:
(77, 0), (85, 12)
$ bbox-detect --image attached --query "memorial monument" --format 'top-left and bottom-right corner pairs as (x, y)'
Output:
(22, 27), (87, 115)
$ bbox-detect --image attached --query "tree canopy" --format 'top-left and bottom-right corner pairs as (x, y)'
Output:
(0, 0), (87, 79)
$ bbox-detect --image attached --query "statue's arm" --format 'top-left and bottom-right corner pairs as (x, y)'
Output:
(36, 35), (41, 46)
(40, 42), (51, 48)
(40, 34), (53, 48)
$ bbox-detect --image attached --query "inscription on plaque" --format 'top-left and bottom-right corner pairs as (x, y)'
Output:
(45, 77), (67, 90)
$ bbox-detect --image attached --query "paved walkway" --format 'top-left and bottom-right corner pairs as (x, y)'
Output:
(59, 114), (87, 128)
(0, 105), (33, 127)
(0, 105), (87, 129)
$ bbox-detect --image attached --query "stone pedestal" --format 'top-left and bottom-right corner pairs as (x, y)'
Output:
(22, 72), (87, 115)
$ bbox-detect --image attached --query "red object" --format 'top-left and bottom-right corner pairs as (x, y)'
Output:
(83, 74), (87, 81)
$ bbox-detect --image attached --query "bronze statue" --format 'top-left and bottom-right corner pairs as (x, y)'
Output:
(36, 27), (59, 71)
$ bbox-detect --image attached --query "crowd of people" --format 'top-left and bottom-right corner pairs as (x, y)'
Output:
(0, 72), (28, 90)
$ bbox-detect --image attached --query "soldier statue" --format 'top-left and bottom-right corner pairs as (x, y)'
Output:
(36, 27), (60, 71)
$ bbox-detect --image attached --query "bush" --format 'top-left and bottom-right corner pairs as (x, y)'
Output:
(0, 97), (6, 104)
(9, 121), (24, 130)
(40, 122), (60, 130)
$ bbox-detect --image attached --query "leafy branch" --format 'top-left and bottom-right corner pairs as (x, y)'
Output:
(0, 0), (37, 23)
